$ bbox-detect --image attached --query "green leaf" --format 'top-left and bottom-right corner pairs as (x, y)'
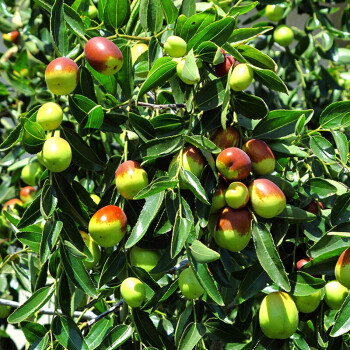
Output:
(86, 105), (104, 129)
(233, 92), (269, 120)
(319, 101), (350, 130)
(16, 231), (41, 254)
(99, 325), (134, 350)
(229, 26), (273, 46)
(64, 5), (85, 38)
(180, 0), (195, 17)
(178, 323), (206, 350)
(28, 334), (50, 350)
(22, 120), (46, 154)
(52, 315), (89, 350)
(204, 318), (247, 343)
(50, 0), (68, 56)
(190, 240), (220, 263)
(39, 220), (62, 264)
(331, 293), (350, 337)
(252, 66), (289, 94)
(60, 244), (97, 297)
(40, 180), (57, 219)
(252, 222), (290, 292)
(195, 77), (226, 111)
(268, 141), (308, 157)
(181, 169), (210, 205)
(160, 0), (178, 24)
(17, 193), (42, 229)
(126, 191), (165, 248)
(304, 178), (337, 199)
(331, 193), (350, 226)
(0, 122), (22, 151)
(181, 49), (200, 84)
(184, 135), (220, 154)
(140, 135), (182, 160)
(139, 0), (162, 33)
(196, 41), (219, 63)
(171, 213), (192, 258)
(21, 322), (47, 345)
(134, 176), (178, 200)
(276, 205), (316, 223)
(331, 130), (348, 163)
(8, 286), (54, 323)
(99, 249), (126, 287)
(85, 319), (113, 350)
(117, 44), (133, 99)
(309, 135), (336, 163)
(129, 112), (156, 142)
(289, 271), (325, 296)
(238, 44), (277, 71)
(104, 0), (130, 30)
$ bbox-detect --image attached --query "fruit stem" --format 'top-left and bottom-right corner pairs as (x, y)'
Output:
(192, 299), (197, 323)
(234, 0), (244, 6)
(74, 51), (85, 63)
(108, 33), (151, 42)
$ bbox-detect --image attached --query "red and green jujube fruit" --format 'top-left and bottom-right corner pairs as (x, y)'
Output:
(164, 35), (187, 58)
(21, 162), (44, 186)
(20, 186), (36, 204)
(41, 137), (72, 173)
(2, 31), (20, 46)
(45, 57), (79, 95)
(210, 126), (240, 150)
(324, 280), (348, 310)
(215, 55), (236, 77)
(130, 246), (161, 276)
(2, 198), (23, 215)
(88, 205), (127, 247)
(335, 248), (350, 288)
(230, 63), (254, 91)
(131, 43), (148, 65)
(84, 37), (123, 75)
(120, 277), (146, 308)
(265, 5), (284, 22)
(294, 289), (322, 313)
(115, 160), (149, 200)
(296, 257), (313, 270)
(216, 147), (252, 181)
(273, 25), (294, 47)
(225, 182), (249, 209)
(36, 102), (63, 131)
(259, 292), (299, 339)
(249, 179), (286, 218)
(303, 200), (324, 215)
(178, 267), (204, 299)
(242, 139), (275, 175)
(214, 207), (252, 252)
(176, 59), (200, 85)
(80, 230), (101, 270)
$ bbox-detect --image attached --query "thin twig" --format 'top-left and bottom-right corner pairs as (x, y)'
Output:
(136, 101), (186, 110)
(85, 300), (124, 328)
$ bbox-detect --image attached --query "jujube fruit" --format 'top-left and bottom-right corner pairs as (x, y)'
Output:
(242, 139), (275, 175)
(230, 63), (254, 91)
(131, 43), (148, 65)
(80, 230), (101, 270)
(21, 162), (43, 186)
(115, 160), (149, 200)
(335, 248), (350, 288)
(249, 179), (286, 218)
(294, 289), (322, 313)
(41, 137), (72, 173)
(45, 57), (79, 95)
(130, 246), (160, 275)
(296, 257), (313, 270)
(324, 280), (348, 310)
(176, 59), (200, 85)
(215, 55), (236, 77)
(120, 277), (146, 308)
(88, 205), (127, 247)
(259, 292), (299, 339)
(2, 31), (20, 46)
(210, 126), (240, 150)
(273, 25), (294, 47)
(20, 186), (36, 204)
(303, 200), (324, 215)
(36, 102), (63, 131)
(164, 35), (187, 58)
(2, 198), (23, 216)
(265, 5), (284, 22)
(178, 267), (204, 299)
(84, 37), (123, 75)
(225, 182), (249, 209)
(211, 178), (227, 213)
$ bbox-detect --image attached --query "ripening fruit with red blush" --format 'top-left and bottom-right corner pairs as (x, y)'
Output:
(45, 57), (79, 95)
(296, 257), (313, 270)
(115, 160), (149, 200)
(303, 200), (324, 215)
(249, 179), (286, 218)
(242, 139), (275, 175)
(335, 248), (350, 288)
(84, 37), (123, 75)
(88, 205), (127, 247)
(215, 55), (236, 77)
(2, 198), (23, 215)
(20, 186), (36, 204)
(216, 147), (251, 181)
(214, 207), (252, 252)
(210, 126), (240, 150)
(3, 31), (20, 46)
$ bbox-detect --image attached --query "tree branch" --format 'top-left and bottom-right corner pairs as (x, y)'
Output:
(136, 101), (186, 110)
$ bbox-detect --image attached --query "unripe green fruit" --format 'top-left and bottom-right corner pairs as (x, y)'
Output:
(230, 63), (254, 91)
(21, 162), (43, 186)
(324, 280), (348, 310)
(130, 246), (160, 275)
(265, 5), (284, 22)
(131, 43), (148, 65)
(164, 36), (187, 58)
(87, 4), (98, 19)
(2, 198), (23, 216)
(335, 248), (350, 288)
(41, 137), (72, 172)
(176, 59), (200, 85)
(115, 160), (149, 200)
(36, 102), (63, 131)
(178, 268), (204, 299)
(273, 25), (294, 47)
(225, 182), (249, 209)
(259, 292), (299, 339)
(80, 231), (101, 270)
(120, 277), (146, 308)
(294, 290), (322, 313)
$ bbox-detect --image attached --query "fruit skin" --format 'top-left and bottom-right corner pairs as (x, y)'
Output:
(164, 35), (187, 58)
(21, 162), (43, 186)
(211, 178), (228, 213)
(80, 231), (101, 270)
(265, 5), (284, 22)
(230, 63), (254, 91)
(215, 55), (236, 77)
(296, 257), (313, 270)
(130, 246), (160, 275)
(176, 59), (200, 85)
(324, 280), (348, 310)
(41, 137), (72, 172)
(248, 179), (286, 218)
(259, 292), (299, 339)
(131, 43), (148, 65)
(84, 37), (123, 75)
(87, 4), (98, 19)
(90, 194), (101, 205)
(88, 205), (127, 247)
(210, 126), (240, 150)
(214, 207), (252, 252)
(45, 57), (79, 95)
(225, 182), (249, 209)
(2, 198), (23, 215)
(294, 289), (322, 313)
(20, 186), (36, 204)
(115, 160), (149, 200)
(335, 248), (350, 288)
(3, 31), (20, 46)
(216, 147), (252, 181)
(242, 139), (275, 175)
(303, 200), (324, 215)
(178, 268), (204, 299)
(120, 277), (146, 308)
(273, 25), (294, 47)
(36, 102), (63, 131)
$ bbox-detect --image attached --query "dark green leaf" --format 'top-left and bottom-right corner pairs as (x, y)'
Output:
(50, 0), (68, 56)
(195, 77), (226, 111)
(85, 319), (113, 350)
(171, 213), (192, 258)
(99, 325), (134, 350)
(139, 0), (162, 33)
(181, 169), (210, 205)
(331, 294), (350, 337)
(134, 176), (178, 200)
(289, 271), (325, 296)
(40, 221), (62, 264)
(104, 0), (130, 30)
(178, 322), (206, 350)
(276, 205), (316, 223)
(319, 101), (350, 130)
(234, 92), (269, 119)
